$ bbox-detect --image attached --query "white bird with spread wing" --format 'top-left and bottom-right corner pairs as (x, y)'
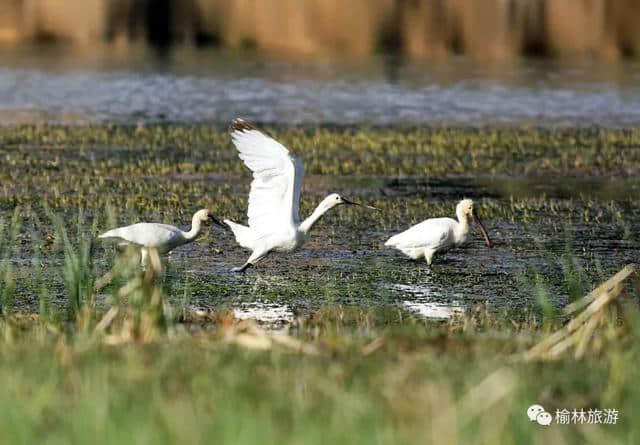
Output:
(225, 118), (378, 272)
(98, 209), (225, 265)
(385, 199), (492, 265)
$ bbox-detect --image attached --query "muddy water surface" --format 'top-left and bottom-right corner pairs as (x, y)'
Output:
(120, 174), (637, 324)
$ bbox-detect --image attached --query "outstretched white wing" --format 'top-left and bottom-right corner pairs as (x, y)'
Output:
(230, 118), (304, 232)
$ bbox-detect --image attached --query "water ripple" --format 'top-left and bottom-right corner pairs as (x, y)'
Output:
(1, 65), (640, 126)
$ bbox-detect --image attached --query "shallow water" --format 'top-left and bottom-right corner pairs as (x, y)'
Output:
(392, 284), (465, 320)
(232, 301), (294, 327)
(2, 47), (640, 126)
(143, 173), (638, 324)
(4, 168), (638, 324)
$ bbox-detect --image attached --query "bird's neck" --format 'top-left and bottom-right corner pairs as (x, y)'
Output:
(454, 214), (470, 243)
(184, 217), (203, 240)
(299, 204), (330, 234)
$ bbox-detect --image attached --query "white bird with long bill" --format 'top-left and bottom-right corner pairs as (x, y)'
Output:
(98, 209), (225, 265)
(225, 118), (378, 272)
(385, 199), (492, 265)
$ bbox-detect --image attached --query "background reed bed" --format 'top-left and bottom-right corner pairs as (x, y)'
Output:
(1, 0), (640, 61)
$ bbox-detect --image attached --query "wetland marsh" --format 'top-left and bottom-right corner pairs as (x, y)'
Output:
(0, 123), (638, 444)
(1, 124), (638, 320)
(1, 53), (640, 443)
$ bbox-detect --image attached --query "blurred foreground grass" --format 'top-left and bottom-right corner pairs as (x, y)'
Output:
(0, 272), (638, 444)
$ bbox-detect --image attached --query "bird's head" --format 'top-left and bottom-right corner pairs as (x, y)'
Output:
(193, 209), (226, 228)
(456, 199), (475, 219)
(456, 199), (492, 248)
(321, 193), (379, 211)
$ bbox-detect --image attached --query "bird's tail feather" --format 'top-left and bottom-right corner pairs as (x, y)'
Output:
(384, 235), (399, 247)
(224, 220), (255, 249)
(98, 228), (120, 239)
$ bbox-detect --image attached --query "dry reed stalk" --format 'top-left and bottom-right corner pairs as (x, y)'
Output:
(523, 264), (638, 362)
(3, 1), (640, 60)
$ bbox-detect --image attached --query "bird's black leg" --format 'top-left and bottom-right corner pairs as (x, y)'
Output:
(231, 262), (253, 273)
(231, 249), (270, 273)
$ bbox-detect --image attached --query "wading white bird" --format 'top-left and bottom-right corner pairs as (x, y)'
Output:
(225, 118), (378, 272)
(98, 209), (225, 265)
(385, 199), (492, 265)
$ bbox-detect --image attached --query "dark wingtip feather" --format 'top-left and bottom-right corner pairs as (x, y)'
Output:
(230, 118), (257, 133)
